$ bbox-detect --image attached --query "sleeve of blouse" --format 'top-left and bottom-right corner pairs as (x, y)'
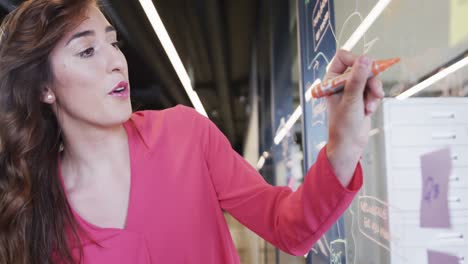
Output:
(194, 107), (363, 256)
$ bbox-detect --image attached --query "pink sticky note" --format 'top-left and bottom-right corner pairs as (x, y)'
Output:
(420, 147), (452, 228)
(427, 250), (459, 264)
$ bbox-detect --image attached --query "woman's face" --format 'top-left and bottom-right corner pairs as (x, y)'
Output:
(47, 6), (131, 128)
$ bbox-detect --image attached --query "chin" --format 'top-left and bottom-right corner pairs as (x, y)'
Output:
(105, 103), (133, 126)
(115, 104), (133, 123)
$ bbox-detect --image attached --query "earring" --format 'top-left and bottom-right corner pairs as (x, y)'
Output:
(47, 94), (53, 101)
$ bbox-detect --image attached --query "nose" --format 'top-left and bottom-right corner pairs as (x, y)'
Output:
(106, 44), (127, 74)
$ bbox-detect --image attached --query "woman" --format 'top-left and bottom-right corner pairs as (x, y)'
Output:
(0, 0), (383, 263)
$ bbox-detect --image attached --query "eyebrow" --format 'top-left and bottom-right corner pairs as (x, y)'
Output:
(66, 25), (116, 46)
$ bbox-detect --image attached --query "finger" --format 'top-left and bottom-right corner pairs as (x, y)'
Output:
(364, 85), (383, 116)
(364, 78), (384, 115)
(365, 97), (382, 116)
(344, 55), (372, 98)
(366, 77), (384, 99)
(327, 49), (359, 75)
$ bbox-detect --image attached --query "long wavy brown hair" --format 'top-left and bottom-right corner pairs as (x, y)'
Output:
(0, 0), (98, 263)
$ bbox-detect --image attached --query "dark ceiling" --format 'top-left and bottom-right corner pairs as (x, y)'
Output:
(0, 0), (259, 151)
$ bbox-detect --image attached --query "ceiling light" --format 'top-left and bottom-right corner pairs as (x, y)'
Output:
(138, 0), (208, 117)
(396, 56), (468, 100)
(274, 105), (303, 145)
(256, 156), (266, 170)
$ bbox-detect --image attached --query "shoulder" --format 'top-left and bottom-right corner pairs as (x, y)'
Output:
(131, 104), (188, 120)
(130, 104), (206, 128)
(127, 105), (209, 148)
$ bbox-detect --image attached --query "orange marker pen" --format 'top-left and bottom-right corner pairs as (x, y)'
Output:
(311, 58), (400, 98)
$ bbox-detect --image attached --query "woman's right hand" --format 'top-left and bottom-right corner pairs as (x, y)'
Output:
(324, 50), (384, 186)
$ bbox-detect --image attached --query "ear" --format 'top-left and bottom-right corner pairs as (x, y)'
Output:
(41, 87), (56, 104)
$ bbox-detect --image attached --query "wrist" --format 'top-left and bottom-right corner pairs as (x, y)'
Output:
(326, 141), (361, 187)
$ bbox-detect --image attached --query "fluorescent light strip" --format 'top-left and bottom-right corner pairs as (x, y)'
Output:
(138, 0), (208, 117)
(274, 105), (303, 145)
(256, 156), (266, 170)
(368, 128), (380, 137)
(341, 0), (391, 51)
(396, 56), (468, 100)
(256, 152), (270, 170)
(257, 106), (302, 168)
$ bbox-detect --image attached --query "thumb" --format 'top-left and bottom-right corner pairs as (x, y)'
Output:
(344, 55), (372, 99)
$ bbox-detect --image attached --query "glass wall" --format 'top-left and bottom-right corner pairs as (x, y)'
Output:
(295, 0), (468, 263)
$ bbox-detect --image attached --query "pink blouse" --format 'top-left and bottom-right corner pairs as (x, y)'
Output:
(60, 105), (362, 263)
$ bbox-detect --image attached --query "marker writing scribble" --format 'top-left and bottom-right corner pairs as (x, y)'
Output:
(423, 176), (440, 203)
(313, 0), (329, 27)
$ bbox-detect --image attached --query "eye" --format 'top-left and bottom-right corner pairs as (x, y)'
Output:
(79, 47), (95, 58)
(112, 40), (122, 50)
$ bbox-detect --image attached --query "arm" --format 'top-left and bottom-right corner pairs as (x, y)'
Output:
(200, 50), (382, 256)
(200, 115), (362, 256)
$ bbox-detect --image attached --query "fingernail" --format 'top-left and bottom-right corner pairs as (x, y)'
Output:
(360, 56), (371, 67)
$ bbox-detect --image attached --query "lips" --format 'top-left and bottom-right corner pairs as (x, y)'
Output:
(109, 81), (130, 99)
(109, 81), (129, 95)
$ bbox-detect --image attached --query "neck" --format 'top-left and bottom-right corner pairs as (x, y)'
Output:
(59, 118), (130, 189)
